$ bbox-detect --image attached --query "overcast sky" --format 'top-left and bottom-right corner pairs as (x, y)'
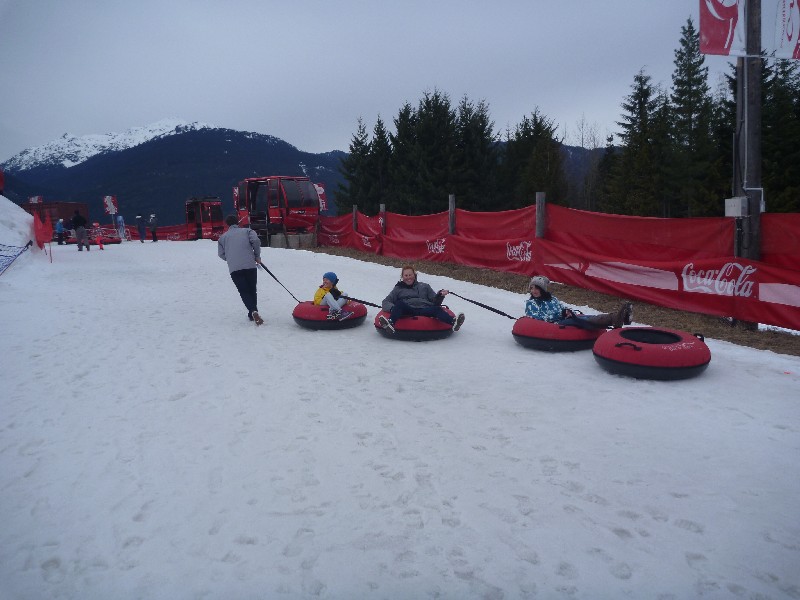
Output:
(0, 0), (734, 162)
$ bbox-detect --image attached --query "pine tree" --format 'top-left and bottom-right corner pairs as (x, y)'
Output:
(335, 118), (370, 214)
(763, 59), (800, 212)
(497, 109), (567, 210)
(604, 70), (662, 215)
(387, 102), (418, 215)
(412, 89), (457, 214)
(668, 18), (719, 216)
(363, 116), (392, 215)
(452, 96), (498, 211)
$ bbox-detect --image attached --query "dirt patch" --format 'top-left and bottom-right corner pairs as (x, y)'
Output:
(309, 246), (800, 358)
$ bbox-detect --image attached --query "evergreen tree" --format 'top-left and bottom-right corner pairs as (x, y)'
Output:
(412, 89), (457, 214)
(335, 118), (370, 214)
(668, 18), (719, 216)
(497, 109), (567, 210)
(386, 102), (418, 215)
(604, 70), (662, 215)
(452, 96), (498, 211)
(363, 116), (392, 215)
(763, 59), (800, 212)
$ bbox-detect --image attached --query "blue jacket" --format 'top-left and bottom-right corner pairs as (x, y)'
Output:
(524, 295), (563, 322)
(218, 225), (261, 273)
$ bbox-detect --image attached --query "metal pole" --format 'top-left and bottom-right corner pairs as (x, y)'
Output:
(352, 205), (358, 234)
(743, 0), (762, 262)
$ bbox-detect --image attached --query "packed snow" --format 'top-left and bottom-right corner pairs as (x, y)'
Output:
(1, 197), (799, 599)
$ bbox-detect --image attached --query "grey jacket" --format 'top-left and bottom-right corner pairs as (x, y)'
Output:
(382, 280), (441, 311)
(218, 225), (261, 273)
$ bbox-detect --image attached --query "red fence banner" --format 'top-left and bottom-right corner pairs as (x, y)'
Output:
(384, 211), (449, 240)
(535, 237), (800, 330)
(453, 206), (536, 240)
(319, 205), (800, 330)
(546, 205), (734, 261)
(356, 213), (382, 237)
(762, 212), (800, 270)
(447, 235), (536, 275)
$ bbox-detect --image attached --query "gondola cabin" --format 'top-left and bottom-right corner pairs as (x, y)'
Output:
(233, 176), (321, 244)
(186, 196), (224, 240)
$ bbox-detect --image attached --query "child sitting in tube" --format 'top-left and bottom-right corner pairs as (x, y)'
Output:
(313, 272), (352, 320)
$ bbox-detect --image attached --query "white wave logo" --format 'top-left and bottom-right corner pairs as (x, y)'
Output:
(681, 262), (756, 297)
(362, 235), (372, 248)
(426, 238), (446, 254)
(506, 241), (532, 262)
(328, 234), (340, 245)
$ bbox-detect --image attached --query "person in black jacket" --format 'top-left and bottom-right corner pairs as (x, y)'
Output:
(71, 210), (90, 251)
(379, 265), (465, 334)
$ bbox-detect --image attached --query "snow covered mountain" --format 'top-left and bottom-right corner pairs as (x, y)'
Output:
(1, 119), (212, 172)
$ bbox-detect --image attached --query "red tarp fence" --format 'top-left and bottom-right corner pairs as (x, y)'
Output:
(318, 205), (800, 331)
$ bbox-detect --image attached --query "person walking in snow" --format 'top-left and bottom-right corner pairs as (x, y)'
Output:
(55, 219), (66, 245)
(524, 275), (633, 330)
(313, 271), (352, 320)
(218, 214), (263, 326)
(148, 214), (158, 242)
(378, 265), (465, 334)
(135, 215), (146, 242)
(71, 210), (90, 251)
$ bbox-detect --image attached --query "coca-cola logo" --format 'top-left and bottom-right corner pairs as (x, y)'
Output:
(362, 235), (372, 248)
(681, 262), (756, 297)
(507, 241), (533, 262)
(426, 238), (446, 254)
(328, 234), (340, 245)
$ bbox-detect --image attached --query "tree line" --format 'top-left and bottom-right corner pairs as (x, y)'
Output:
(336, 19), (799, 217)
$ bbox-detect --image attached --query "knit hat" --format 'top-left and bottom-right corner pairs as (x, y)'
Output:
(323, 271), (338, 285)
(530, 275), (550, 292)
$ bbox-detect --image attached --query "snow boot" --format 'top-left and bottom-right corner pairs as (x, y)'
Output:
(378, 315), (395, 334)
(452, 313), (465, 331)
(251, 311), (264, 326)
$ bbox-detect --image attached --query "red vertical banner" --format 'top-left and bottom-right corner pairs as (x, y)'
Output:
(700, 0), (744, 56)
(701, 0), (800, 58)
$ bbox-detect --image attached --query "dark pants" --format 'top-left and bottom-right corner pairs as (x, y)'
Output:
(138, 226), (146, 242)
(150, 229), (158, 242)
(57, 232), (65, 245)
(230, 268), (258, 315)
(389, 299), (454, 325)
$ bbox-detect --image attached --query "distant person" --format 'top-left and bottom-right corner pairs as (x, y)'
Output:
(148, 214), (158, 242)
(135, 215), (146, 243)
(55, 218), (66, 245)
(218, 214), (263, 326)
(313, 271), (352, 320)
(524, 275), (633, 329)
(71, 210), (90, 252)
(378, 265), (465, 334)
(116, 214), (125, 239)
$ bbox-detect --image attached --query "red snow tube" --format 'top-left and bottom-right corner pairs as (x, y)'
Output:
(592, 327), (711, 380)
(512, 317), (604, 352)
(374, 309), (455, 341)
(292, 301), (367, 330)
